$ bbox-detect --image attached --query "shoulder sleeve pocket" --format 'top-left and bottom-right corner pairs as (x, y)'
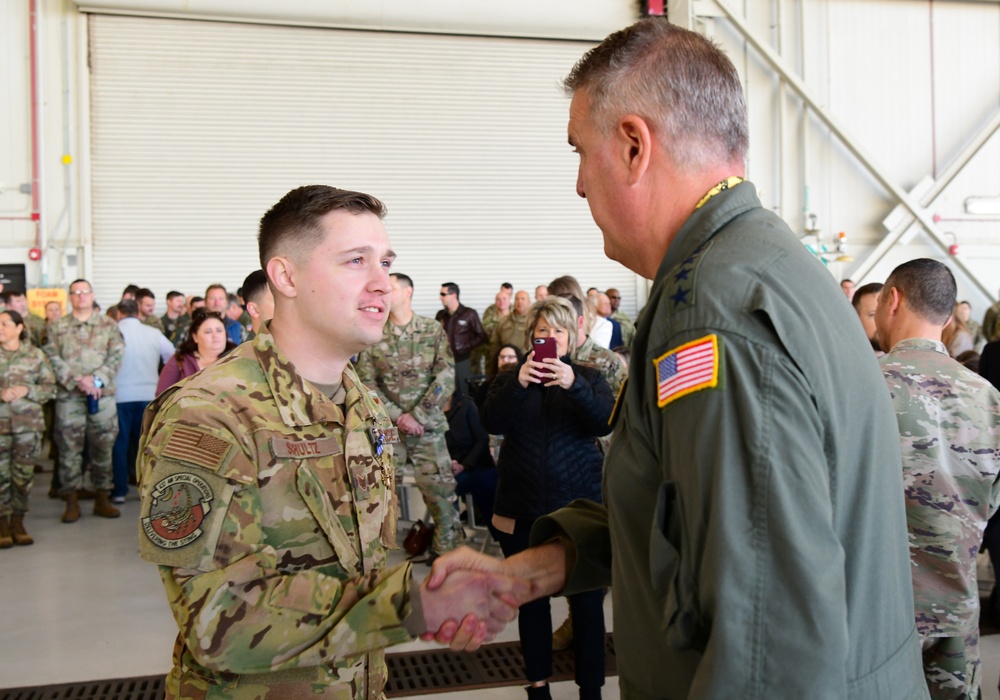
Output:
(139, 424), (249, 570)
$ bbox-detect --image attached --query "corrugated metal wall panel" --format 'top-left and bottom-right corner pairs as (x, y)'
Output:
(88, 14), (642, 317)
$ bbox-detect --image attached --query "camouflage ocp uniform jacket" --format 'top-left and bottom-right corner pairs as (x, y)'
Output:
(355, 314), (455, 434)
(43, 312), (125, 398)
(574, 336), (626, 398)
(137, 325), (413, 700)
(0, 343), (57, 434)
(881, 337), (1000, 638)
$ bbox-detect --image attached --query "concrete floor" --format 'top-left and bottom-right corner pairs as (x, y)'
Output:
(0, 481), (617, 700)
(2, 474), (1000, 699)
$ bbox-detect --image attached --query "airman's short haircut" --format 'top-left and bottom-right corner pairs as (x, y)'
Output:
(851, 282), (883, 311)
(258, 185), (387, 268)
(392, 273), (414, 291)
(883, 259), (956, 325)
(563, 18), (748, 170)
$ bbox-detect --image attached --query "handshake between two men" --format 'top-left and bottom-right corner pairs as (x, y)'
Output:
(413, 540), (569, 650)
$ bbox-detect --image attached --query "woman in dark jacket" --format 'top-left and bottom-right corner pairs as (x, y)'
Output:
(481, 296), (613, 700)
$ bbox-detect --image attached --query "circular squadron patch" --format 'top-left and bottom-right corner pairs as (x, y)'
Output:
(141, 473), (214, 549)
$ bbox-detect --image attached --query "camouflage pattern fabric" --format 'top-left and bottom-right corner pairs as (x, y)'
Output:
(142, 315), (166, 333)
(474, 304), (507, 375)
(0, 344), (56, 515)
(881, 338), (1000, 698)
(55, 397), (118, 493)
(490, 312), (529, 355)
(0, 433), (41, 515)
(160, 313), (188, 345)
(43, 311), (125, 398)
(355, 315), (463, 554)
(44, 311), (124, 495)
(137, 325), (413, 700)
(481, 304), (505, 338)
(169, 315), (191, 347)
(611, 310), (636, 347)
(922, 633), (980, 700)
(983, 300), (1000, 344)
(24, 313), (47, 348)
(0, 343), (58, 434)
(574, 336), (626, 398)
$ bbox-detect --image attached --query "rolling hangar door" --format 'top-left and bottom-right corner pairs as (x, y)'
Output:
(86, 12), (644, 317)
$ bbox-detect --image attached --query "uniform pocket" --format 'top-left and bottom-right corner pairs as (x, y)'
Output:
(295, 464), (360, 572)
(649, 481), (703, 651)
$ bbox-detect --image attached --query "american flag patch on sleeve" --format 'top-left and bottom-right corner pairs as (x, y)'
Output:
(654, 334), (720, 408)
(162, 426), (233, 471)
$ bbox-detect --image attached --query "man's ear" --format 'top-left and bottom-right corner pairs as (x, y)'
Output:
(245, 301), (261, 321)
(618, 114), (653, 186)
(266, 257), (298, 299)
(886, 286), (903, 316)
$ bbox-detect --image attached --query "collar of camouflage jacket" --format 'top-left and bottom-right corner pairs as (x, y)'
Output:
(888, 337), (948, 356)
(251, 322), (379, 430)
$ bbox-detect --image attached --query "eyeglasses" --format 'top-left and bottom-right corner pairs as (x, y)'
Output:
(69, 290), (93, 296)
(439, 292), (452, 297)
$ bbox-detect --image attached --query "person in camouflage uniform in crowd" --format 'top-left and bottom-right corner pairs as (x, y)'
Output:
(0, 310), (57, 547)
(44, 278), (125, 522)
(356, 272), (465, 559)
(490, 290), (531, 357)
(875, 259), (1000, 700)
(138, 186), (525, 700)
(0, 290), (46, 347)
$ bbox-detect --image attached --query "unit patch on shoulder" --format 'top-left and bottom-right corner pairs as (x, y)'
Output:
(654, 334), (720, 408)
(141, 473), (214, 549)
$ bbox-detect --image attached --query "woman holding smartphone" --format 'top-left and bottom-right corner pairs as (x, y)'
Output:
(481, 296), (614, 700)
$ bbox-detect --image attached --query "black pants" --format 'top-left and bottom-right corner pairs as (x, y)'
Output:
(495, 517), (604, 693)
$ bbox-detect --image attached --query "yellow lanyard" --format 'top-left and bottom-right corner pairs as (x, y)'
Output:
(695, 176), (744, 210)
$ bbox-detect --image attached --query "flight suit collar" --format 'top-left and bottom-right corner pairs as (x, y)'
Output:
(252, 321), (376, 429)
(887, 337), (948, 356)
(654, 181), (760, 285)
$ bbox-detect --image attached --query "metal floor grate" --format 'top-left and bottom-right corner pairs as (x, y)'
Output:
(385, 633), (617, 696)
(0, 634), (617, 699)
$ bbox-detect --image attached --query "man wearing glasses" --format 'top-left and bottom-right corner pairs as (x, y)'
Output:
(435, 282), (487, 397)
(44, 278), (125, 522)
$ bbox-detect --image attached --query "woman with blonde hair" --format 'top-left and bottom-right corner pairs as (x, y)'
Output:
(481, 296), (613, 700)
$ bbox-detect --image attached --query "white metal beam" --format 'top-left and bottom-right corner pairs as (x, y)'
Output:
(709, 0), (996, 299)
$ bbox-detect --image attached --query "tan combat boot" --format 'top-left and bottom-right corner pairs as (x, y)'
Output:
(0, 517), (12, 548)
(551, 615), (573, 651)
(93, 491), (121, 518)
(61, 491), (81, 523)
(11, 513), (33, 546)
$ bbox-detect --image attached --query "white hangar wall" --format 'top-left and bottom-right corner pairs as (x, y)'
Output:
(1, 0), (998, 317)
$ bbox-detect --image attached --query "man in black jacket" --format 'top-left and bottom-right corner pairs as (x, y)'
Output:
(436, 282), (487, 398)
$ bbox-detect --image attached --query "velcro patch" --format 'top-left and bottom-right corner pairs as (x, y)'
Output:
(654, 334), (720, 408)
(161, 426), (233, 471)
(271, 436), (342, 459)
(142, 472), (213, 550)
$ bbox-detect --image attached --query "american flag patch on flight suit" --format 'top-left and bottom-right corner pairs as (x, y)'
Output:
(654, 334), (719, 408)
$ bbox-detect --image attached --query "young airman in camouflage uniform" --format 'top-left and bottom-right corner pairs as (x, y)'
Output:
(356, 272), (464, 557)
(0, 310), (57, 546)
(44, 279), (125, 522)
(138, 186), (525, 700)
(876, 259), (1000, 700)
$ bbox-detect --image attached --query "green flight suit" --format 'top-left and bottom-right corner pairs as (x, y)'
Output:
(532, 182), (927, 700)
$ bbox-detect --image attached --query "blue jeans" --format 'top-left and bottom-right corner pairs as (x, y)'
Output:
(112, 401), (148, 499)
